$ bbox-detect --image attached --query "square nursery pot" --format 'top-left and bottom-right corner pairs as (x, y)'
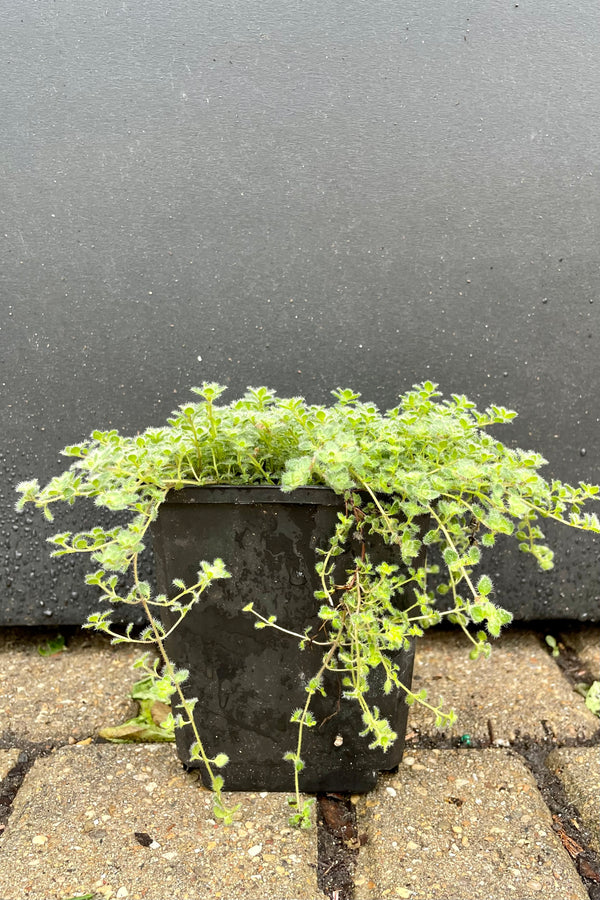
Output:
(151, 485), (423, 793)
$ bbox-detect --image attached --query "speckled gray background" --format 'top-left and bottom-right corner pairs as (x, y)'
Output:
(1, 1), (598, 623)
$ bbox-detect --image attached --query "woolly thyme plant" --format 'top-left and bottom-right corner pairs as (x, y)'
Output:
(16, 382), (600, 827)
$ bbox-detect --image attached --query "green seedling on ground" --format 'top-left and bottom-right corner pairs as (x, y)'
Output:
(575, 680), (600, 717)
(99, 668), (175, 743)
(61, 893), (96, 900)
(545, 635), (560, 657)
(37, 634), (67, 657)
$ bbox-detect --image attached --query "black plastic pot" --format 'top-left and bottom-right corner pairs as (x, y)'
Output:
(151, 485), (423, 793)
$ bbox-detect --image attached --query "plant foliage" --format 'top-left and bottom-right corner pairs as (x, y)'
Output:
(16, 381), (600, 823)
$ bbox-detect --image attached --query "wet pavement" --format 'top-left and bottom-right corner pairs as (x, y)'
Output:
(0, 624), (598, 900)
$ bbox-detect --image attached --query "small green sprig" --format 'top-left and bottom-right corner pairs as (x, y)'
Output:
(37, 634), (67, 657)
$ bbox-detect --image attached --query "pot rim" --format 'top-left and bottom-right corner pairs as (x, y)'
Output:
(163, 484), (354, 506)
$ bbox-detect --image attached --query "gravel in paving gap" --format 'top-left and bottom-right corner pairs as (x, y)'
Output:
(0, 747), (40, 834)
(546, 748), (600, 854)
(317, 793), (360, 899)
(354, 749), (589, 900)
(0, 744), (319, 900)
(407, 629), (599, 744)
(0, 629), (141, 743)
(0, 749), (23, 837)
(0, 750), (20, 783)
(513, 743), (600, 899)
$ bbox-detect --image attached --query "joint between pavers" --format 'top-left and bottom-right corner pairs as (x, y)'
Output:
(317, 793), (361, 900)
(0, 756), (34, 835)
(510, 742), (600, 897)
(536, 625), (600, 690)
(0, 739), (64, 833)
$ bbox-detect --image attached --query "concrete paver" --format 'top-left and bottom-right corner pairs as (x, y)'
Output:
(407, 630), (599, 742)
(559, 626), (600, 678)
(1, 625), (599, 900)
(355, 749), (588, 900)
(0, 630), (141, 743)
(546, 747), (600, 852)
(0, 744), (318, 900)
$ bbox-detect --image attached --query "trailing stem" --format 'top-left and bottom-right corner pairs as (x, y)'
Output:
(285, 641), (341, 829)
(139, 597), (239, 823)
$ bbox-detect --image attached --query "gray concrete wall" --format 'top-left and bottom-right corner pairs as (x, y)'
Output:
(1, 0), (599, 623)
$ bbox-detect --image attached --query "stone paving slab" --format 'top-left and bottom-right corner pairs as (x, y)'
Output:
(407, 630), (599, 743)
(0, 743), (318, 900)
(0, 750), (20, 782)
(0, 629), (140, 743)
(559, 626), (600, 678)
(0, 626), (598, 900)
(546, 747), (600, 853)
(355, 749), (588, 900)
